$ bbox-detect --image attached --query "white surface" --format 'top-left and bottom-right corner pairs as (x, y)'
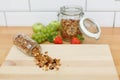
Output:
(115, 12), (120, 27)
(30, 0), (86, 11)
(0, 0), (119, 27)
(0, 12), (6, 26)
(5, 11), (115, 27)
(85, 12), (114, 27)
(0, 0), (120, 27)
(87, 0), (120, 11)
(6, 12), (57, 26)
(0, 0), (29, 11)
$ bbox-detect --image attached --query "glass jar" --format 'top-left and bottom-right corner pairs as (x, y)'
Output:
(58, 6), (84, 41)
(13, 33), (41, 56)
(58, 5), (101, 41)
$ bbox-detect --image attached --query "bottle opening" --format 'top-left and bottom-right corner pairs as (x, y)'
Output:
(60, 5), (83, 16)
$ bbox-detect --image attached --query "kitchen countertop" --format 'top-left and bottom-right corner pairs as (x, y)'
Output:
(0, 27), (120, 79)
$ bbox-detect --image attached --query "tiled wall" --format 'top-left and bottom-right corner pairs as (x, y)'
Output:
(0, 0), (120, 27)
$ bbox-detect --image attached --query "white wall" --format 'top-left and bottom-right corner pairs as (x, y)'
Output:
(0, 0), (120, 27)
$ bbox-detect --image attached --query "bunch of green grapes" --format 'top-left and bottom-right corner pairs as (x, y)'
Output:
(32, 21), (60, 43)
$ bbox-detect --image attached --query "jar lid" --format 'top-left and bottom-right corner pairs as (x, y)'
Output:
(79, 17), (101, 39)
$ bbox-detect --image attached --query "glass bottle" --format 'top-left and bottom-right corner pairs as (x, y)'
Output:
(58, 5), (84, 41)
(13, 33), (41, 56)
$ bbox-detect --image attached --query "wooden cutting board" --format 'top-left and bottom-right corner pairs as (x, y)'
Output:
(0, 44), (119, 80)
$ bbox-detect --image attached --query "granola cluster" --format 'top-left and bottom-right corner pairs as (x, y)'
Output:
(32, 47), (61, 71)
(13, 34), (61, 71)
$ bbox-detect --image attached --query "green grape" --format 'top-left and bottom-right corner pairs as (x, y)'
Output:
(47, 29), (51, 34)
(47, 24), (56, 31)
(41, 32), (47, 40)
(44, 37), (47, 40)
(32, 21), (60, 44)
(38, 35), (46, 43)
(41, 27), (47, 33)
(34, 34), (39, 40)
(46, 25), (50, 30)
(40, 27), (45, 32)
(53, 31), (58, 36)
(52, 26), (56, 31)
(45, 33), (49, 37)
(49, 32), (53, 36)
(36, 32), (40, 35)
(32, 23), (45, 33)
(49, 28), (54, 32)
(48, 21), (60, 30)
(44, 34), (47, 39)
(37, 39), (41, 43)
(42, 34), (47, 41)
(40, 32), (45, 38)
(41, 38), (44, 42)
(45, 27), (49, 33)
(52, 24), (58, 31)
(32, 33), (36, 39)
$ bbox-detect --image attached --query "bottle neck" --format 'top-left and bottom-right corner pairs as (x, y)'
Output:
(60, 6), (84, 16)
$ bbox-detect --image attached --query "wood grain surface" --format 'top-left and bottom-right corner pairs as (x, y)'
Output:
(0, 27), (120, 79)
(0, 44), (119, 80)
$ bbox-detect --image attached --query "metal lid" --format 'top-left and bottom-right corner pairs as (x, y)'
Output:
(79, 17), (101, 39)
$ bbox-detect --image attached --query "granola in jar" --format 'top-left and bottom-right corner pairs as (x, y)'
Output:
(13, 33), (40, 56)
(61, 19), (82, 41)
(58, 5), (84, 41)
